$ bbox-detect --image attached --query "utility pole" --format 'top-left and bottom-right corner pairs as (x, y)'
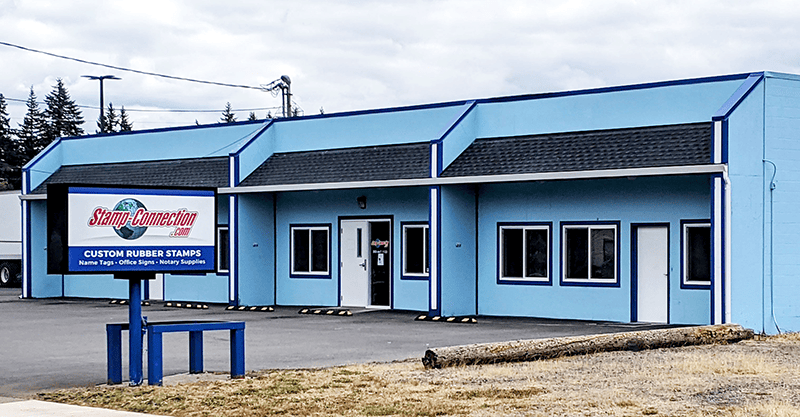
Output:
(260, 75), (297, 118)
(82, 75), (121, 131)
(280, 75), (291, 118)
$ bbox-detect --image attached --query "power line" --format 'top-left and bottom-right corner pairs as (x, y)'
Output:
(3, 96), (281, 114)
(0, 40), (265, 91)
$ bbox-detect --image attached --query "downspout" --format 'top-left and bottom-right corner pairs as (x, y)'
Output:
(763, 159), (781, 334)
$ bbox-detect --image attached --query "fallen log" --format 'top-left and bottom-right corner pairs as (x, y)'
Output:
(422, 323), (754, 369)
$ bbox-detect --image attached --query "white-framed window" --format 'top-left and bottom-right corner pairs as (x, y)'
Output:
(217, 226), (229, 274)
(562, 223), (618, 284)
(402, 223), (429, 277)
(290, 225), (330, 277)
(498, 223), (550, 282)
(682, 222), (711, 286)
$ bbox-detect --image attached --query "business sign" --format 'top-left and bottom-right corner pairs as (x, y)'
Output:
(48, 185), (217, 274)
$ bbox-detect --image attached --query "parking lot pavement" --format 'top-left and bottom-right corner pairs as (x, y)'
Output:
(0, 288), (675, 398)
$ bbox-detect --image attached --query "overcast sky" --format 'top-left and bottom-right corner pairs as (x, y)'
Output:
(1, 0), (798, 131)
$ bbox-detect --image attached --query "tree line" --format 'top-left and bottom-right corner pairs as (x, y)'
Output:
(0, 78), (133, 190)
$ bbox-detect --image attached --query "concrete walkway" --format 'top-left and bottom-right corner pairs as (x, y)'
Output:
(0, 399), (167, 417)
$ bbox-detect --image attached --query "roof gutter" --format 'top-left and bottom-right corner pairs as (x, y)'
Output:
(18, 164), (726, 200)
(218, 164), (727, 194)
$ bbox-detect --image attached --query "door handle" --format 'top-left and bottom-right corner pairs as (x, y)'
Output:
(359, 260), (367, 270)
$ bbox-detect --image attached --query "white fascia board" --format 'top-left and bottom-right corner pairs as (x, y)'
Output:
(19, 194), (47, 201)
(219, 164), (727, 194)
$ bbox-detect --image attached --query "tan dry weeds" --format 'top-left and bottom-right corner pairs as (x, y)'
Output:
(40, 333), (800, 416)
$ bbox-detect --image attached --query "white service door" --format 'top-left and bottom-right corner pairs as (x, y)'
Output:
(636, 226), (668, 323)
(148, 273), (164, 300)
(340, 220), (369, 307)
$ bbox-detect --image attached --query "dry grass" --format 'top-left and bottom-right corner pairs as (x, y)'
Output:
(40, 333), (800, 416)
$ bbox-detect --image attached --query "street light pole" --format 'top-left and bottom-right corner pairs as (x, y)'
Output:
(82, 75), (121, 131)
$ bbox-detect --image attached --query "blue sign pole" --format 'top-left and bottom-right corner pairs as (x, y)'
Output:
(129, 277), (143, 386)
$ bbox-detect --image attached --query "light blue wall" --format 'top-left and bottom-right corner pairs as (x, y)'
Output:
(24, 141), (63, 194)
(477, 176), (711, 323)
(726, 81), (767, 332)
(269, 105), (464, 153)
(27, 121), (266, 192)
(29, 201), (63, 297)
(475, 79), (746, 139)
(763, 74), (800, 333)
(236, 105), (466, 181)
(439, 185), (477, 316)
(163, 274), (228, 303)
(237, 124), (276, 184)
(236, 193), (275, 306)
(439, 102), (478, 171)
(274, 187), (429, 310)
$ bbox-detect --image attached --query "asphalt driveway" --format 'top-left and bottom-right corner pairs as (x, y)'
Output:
(0, 288), (674, 398)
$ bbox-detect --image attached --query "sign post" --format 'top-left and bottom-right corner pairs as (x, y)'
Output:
(128, 276), (143, 385)
(47, 185), (217, 386)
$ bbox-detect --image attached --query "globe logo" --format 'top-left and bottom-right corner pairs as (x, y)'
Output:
(113, 198), (147, 240)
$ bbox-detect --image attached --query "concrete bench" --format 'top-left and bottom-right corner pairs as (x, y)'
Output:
(107, 320), (245, 386)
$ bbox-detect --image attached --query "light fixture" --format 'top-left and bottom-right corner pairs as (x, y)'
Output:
(357, 196), (367, 210)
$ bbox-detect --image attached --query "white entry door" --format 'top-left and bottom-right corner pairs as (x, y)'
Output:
(340, 220), (369, 307)
(636, 226), (668, 323)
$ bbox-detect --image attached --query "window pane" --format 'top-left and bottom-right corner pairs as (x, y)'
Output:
(591, 228), (615, 279)
(293, 229), (310, 272)
(687, 226), (711, 282)
(525, 229), (548, 278)
(218, 229), (229, 272)
(502, 228), (523, 278)
(311, 229), (328, 272)
(405, 227), (424, 274)
(425, 227), (430, 273)
(566, 228), (588, 279)
(356, 228), (362, 258)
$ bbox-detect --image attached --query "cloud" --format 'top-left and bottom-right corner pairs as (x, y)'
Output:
(1, 0), (799, 129)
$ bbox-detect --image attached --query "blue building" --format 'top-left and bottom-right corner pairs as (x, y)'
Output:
(20, 72), (800, 334)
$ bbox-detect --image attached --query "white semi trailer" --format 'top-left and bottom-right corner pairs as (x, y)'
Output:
(0, 190), (21, 287)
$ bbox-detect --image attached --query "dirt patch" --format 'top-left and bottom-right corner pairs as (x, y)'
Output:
(39, 333), (800, 416)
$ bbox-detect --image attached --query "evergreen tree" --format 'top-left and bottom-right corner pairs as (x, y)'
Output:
(220, 102), (236, 123)
(43, 78), (84, 140)
(0, 94), (18, 189)
(17, 87), (48, 162)
(119, 106), (133, 132)
(248, 111), (258, 121)
(97, 103), (119, 133)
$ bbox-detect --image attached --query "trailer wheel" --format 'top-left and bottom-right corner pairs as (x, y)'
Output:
(0, 262), (20, 288)
(0, 263), (12, 287)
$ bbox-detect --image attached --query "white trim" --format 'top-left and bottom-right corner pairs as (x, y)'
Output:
(499, 224), (550, 282)
(562, 223), (618, 284)
(431, 143), (439, 178)
(724, 171), (732, 323)
(713, 177), (723, 324)
(229, 155), (236, 187)
(21, 199), (29, 298)
(217, 226), (230, 274)
(713, 121), (723, 164)
(219, 164), (727, 194)
(682, 222), (712, 286)
(19, 165), (727, 200)
(228, 195), (236, 302)
(18, 194), (46, 200)
(290, 225), (331, 276)
(402, 224), (429, 277)
(429, 187), (438, 311)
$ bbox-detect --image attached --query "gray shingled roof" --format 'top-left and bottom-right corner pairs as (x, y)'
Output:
(440, 122), (712, 177)
(239, 142), (430, 187)
(31, 157), (229, 194)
